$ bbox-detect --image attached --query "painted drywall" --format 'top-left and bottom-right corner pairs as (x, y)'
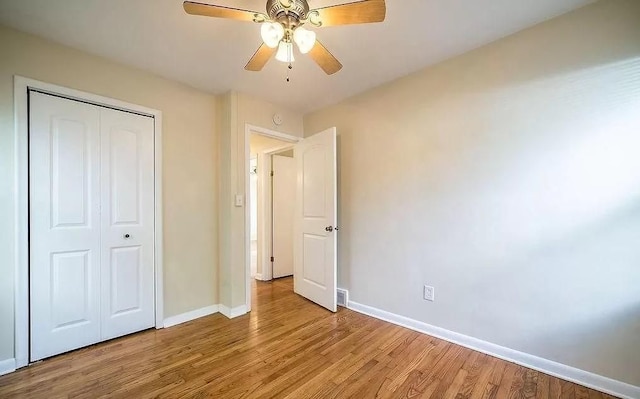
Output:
(217, 91), (303, 309)
(304, 0), (640, 387)
(0, 26), (218, 363)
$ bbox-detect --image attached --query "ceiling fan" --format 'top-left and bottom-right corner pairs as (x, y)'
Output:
(183, 0), (386, 75)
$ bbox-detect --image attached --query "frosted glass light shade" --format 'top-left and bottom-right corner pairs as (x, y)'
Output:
(275, 41), (295, 63)
(293, 27), (316, 54)
(261, 22), (284, 48)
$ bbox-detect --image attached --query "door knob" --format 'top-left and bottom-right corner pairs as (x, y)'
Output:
(325, 226), (333, 232)
(124, 233), (131, 239)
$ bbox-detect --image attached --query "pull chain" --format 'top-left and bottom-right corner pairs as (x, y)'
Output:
(286, 63), (293, 82)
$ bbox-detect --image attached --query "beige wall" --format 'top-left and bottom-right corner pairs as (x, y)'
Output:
(304, 0), (640, 387)
(0, 26), (219, 362)
(218, 91), (303, 309)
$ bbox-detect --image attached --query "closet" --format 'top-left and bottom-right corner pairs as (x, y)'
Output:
(29, 91), (155, 361)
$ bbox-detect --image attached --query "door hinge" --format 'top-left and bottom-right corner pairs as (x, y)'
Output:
(270, 171), (274, 177)
(270, 256), (274, 262)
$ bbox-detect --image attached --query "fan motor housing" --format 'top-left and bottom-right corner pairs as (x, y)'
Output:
(266, 0), (309, 28)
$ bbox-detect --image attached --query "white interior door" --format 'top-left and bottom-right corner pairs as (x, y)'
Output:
(293, 127), (337, 312)
(272, 154), (295, 278)
(30, 92), (102, 361)
(30, 92), (155, 361)
(100, 108), (155, 340)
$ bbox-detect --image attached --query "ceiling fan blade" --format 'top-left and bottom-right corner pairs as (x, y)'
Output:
(308, 41), (343, 75)
(311, 0), (386, 27)
(245, 44), (276, 71)
(183, 1), (265, 22)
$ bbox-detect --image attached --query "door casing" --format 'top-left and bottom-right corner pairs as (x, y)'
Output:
(271, 153), (296, 279)
(13, 76), (164, 369)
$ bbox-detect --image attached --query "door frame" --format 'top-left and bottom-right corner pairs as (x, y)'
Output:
(252, 146), (288, 281)
(263, 147), (295, 280)
(244, 124), (300, 311)
(13, 76), (164, 368)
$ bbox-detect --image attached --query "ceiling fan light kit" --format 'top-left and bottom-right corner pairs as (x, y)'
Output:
(293, 28), (316, 54)
(275, 41), (295, 63)
(183, 0), (386, 75)
(261, 22), (285, 48)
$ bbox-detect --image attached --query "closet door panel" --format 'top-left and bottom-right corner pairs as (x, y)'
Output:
(100, 108), (155, 340)
(29, 92), (102, 361)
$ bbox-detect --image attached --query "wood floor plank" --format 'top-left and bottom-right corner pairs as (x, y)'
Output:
(550, 377), (564, 399)
(0, 277), (620, 399)
(536, 372), (550, 399)
(508, 365), (527, 399)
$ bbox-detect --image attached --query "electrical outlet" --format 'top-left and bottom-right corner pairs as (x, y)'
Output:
(423, 285), (435, 302)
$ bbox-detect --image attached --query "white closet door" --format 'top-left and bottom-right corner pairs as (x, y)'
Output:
(30, 92), (102, 361)
(100, 108), (155, 340)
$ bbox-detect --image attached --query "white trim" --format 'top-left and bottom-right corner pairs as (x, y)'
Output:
(153, 113), (164, 329)
(347, 300), (640, 399)
(219, 304), (248, 319)
(244, 124), (300, 313)
(254, 273), (266, 281)
(0, 358), (16, 376)
(14, 77), (29, 369)
(246, 124), (302, 142)
(13, 76), (164, 369)
(256, 152), (271, 281)
(163, 305), (219, 328)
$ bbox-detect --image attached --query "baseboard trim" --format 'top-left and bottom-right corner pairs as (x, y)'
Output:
(347, 300), (639, 399)
(163, 304), (219, 328)
(219, 304), (248, 319)
(0, 358), (16, 376)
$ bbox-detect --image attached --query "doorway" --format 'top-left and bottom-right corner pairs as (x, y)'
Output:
(244, 125), (300, 311)
(244, 124), (339, 313)
(248, 131), (296, 284)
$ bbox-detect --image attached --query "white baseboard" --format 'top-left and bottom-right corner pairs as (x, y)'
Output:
(0, 358), (16, 376)
(163, 304), (219, 328)
(219, 304), (248, 319)
(347, 300), (640, 399)
(254, 274), (265, 281)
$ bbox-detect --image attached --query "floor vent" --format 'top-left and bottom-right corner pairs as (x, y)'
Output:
(337, 288), (348, 307)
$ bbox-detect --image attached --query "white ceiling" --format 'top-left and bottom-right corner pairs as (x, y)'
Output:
(0, 0), (593, 113)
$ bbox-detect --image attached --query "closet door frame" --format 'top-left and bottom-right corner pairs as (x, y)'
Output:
(13, 76), (164, 369)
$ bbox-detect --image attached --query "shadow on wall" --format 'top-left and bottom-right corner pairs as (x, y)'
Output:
(477, 199), (640, 386)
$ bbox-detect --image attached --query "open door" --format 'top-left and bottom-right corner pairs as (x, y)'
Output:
(293, 127), (337, 312)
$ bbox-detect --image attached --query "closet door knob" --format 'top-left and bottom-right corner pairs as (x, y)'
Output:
(124, 233), (131, 239)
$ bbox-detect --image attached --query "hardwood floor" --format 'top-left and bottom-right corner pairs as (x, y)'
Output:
(0, 278), (617, 398)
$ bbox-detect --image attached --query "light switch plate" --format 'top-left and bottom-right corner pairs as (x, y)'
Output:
(234, 194), (244, 207)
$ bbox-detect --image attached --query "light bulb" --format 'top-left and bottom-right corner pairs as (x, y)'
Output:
(260, 22), (284, 48)
(275, 41), (295, 63)
(293, 27), (316, 54)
